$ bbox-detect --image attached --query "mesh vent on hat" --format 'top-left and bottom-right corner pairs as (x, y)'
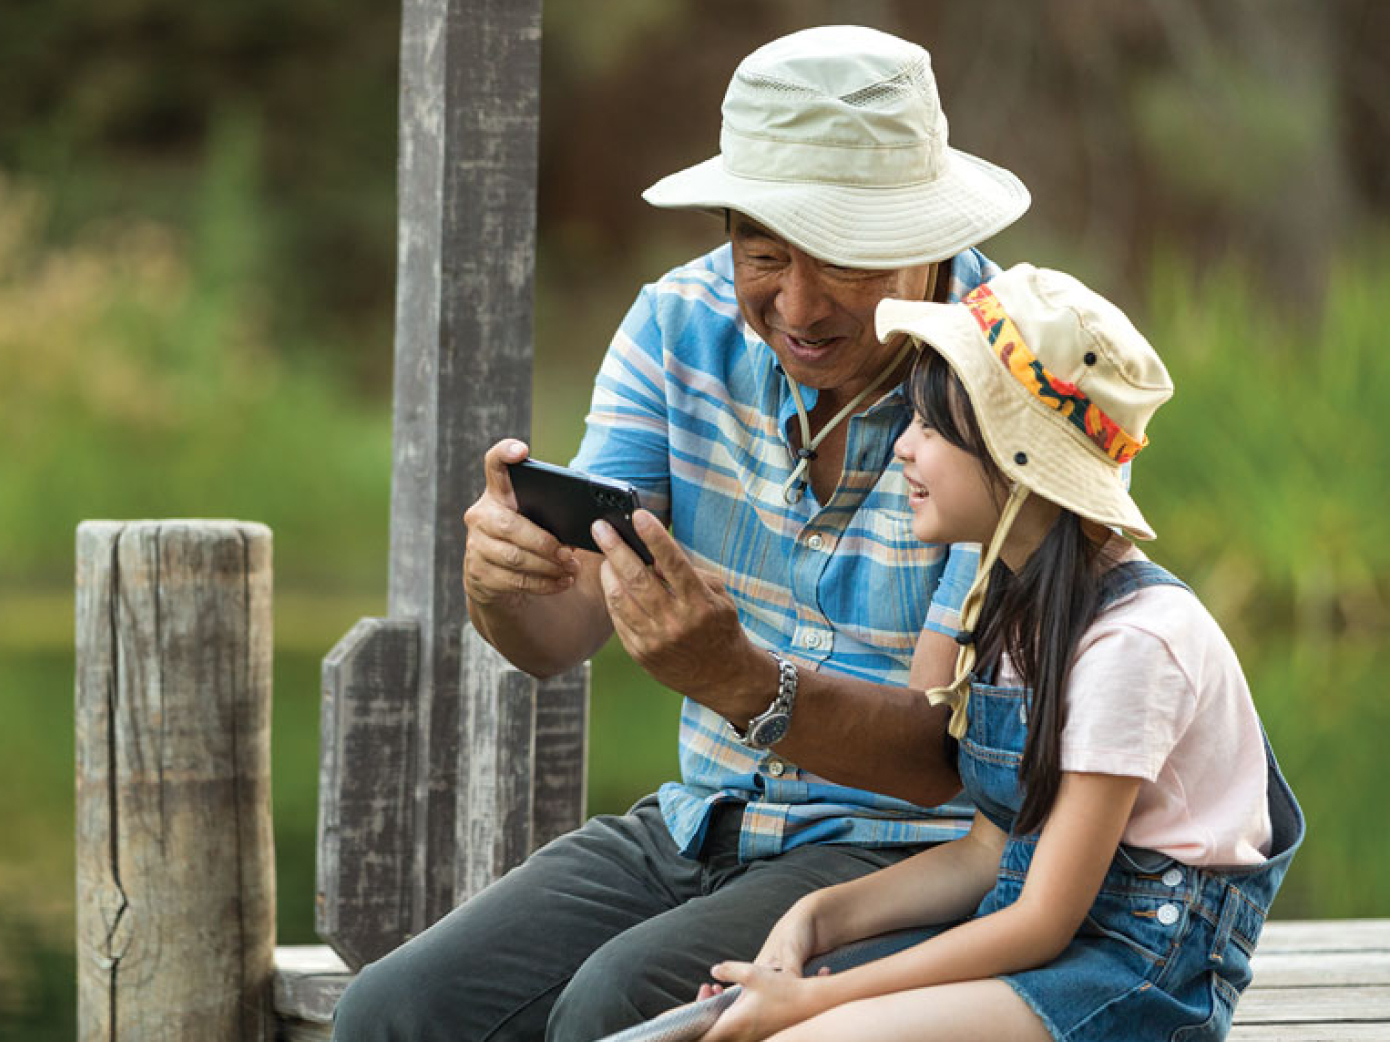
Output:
(840, 60), (932, 108)
(735, 57), (931, 109)
(735, 72), (821, 98)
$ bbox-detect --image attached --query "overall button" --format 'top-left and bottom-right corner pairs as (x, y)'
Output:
(765, 757), (786, 778)
(807, 534), (824, 551)
(1018, 704), (1028, 725)
(1162, 867), (1184, 887)
(804, 632), (823, 650)
(1157, 903), (1181, 926)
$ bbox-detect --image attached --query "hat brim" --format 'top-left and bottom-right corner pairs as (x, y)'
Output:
(642, 148), (1030, 269)
(876, 298), (1157, 541)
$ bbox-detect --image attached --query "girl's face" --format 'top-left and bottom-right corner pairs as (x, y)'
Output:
(894, 411), (1004, 547)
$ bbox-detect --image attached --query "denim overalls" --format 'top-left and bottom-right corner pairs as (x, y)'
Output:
(961, 561), (1305, 1042)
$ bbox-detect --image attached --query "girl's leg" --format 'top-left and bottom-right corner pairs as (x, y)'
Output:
(772, 979), (1053, 1042)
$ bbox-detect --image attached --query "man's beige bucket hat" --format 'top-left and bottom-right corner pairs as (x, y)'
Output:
(642, 25), (1031, 269)
(877, 264), (1175, 541)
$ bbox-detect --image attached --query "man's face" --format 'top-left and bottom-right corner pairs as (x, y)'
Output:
(730, 214), (935, 404)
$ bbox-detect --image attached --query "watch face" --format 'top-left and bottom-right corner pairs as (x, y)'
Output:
(750, 712), (790, 748)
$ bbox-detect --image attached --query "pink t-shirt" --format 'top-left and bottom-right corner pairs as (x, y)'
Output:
(1053, 552), (1272, 866)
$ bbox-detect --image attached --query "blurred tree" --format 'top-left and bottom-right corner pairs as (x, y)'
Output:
(2, 0), (1388, 382)
(0, 0), (399, 388)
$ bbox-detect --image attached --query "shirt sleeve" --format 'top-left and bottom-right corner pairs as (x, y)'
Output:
(569, 283), (674, 520)
(923, 541), (979, 638)
(1061, 621), (1198, 781)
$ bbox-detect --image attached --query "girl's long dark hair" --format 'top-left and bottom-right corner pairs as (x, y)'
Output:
(909, 350), (1104, 835)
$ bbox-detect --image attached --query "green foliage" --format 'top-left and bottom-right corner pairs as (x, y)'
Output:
(1139, 248), (1390, 637)
(0, 121), (391, 589)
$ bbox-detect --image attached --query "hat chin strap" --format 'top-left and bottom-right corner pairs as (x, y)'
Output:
(927, 481), (1031, 739)
(781, 339), (916, 504)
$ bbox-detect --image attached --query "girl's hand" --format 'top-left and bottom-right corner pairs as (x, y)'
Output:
(752, 897), (822, 976)
(699, 963), (826, 1042)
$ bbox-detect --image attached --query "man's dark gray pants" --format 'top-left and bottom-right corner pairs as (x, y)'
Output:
(330, 798), (918, 1042)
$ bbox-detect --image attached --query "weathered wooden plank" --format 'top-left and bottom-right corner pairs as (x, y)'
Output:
(76, 520), (275, 1042)
(74, 522), (124, 1042)
(272, 915), (1390, 1036)
(1237, 984), (1390, 1022)
(272, 945), (351, 1029)
(368, 0), (547, 940)
(458, 626), (536, 900)
(317, 619), (420, 969)
(1248, 950), (1390, 987)
(1257, 919), (1390, 954)
(1229, 1025), (1390, 1041)
(533, 665), (591, 850)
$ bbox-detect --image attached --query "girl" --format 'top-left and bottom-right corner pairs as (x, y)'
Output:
(699, 264), (1303, 1042)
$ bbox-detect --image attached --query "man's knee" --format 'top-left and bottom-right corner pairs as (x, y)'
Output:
(546, 929), (700, 1042)
(332, 957), (415, 1041)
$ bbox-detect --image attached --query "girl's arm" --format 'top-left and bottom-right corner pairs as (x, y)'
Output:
(751, 811), (1007, 977)
(706, 771), (1141, 1041)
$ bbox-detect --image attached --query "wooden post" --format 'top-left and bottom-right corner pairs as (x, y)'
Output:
(315, 0), (589, 970)
(75, 520), (275, 1042)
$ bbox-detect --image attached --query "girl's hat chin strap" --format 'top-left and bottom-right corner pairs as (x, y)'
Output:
(926, 482), (1031, 739)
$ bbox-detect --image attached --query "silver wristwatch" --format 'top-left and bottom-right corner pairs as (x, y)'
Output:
(728, 651), (799, 750)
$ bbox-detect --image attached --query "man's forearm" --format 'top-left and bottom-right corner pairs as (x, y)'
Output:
(467, 561), (614, 677)
(707, 628), (961, 807)
(763, 671), (960, 807)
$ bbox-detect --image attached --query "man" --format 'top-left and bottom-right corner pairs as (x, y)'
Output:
(333, 25), (1029, 1042)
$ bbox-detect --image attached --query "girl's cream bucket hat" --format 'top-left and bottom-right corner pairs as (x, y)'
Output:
(642, 25), (1030, 269)
(877, 264), (1175, 541)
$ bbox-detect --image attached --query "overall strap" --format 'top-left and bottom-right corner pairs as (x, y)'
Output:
(1096, 559), (1189, 612)
(973, 560), (1189, 687)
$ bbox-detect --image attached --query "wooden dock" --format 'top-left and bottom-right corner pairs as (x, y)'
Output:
(271, 918), (1390, 1041)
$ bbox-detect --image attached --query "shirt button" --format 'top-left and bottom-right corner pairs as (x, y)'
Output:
(804, 632), (822, 649)
(1018, 704), (1027, 725)
(807, 534), (824, 551)
(1157, 903), (1180, 926)
(765, 757), (786, 778)
(1162, 868), (1184, 887)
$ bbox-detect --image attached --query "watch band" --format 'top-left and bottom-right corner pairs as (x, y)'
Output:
(729, 650), (799, 749)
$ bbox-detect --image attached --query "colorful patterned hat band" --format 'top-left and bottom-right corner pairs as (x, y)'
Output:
(963, 284), (1147, 465)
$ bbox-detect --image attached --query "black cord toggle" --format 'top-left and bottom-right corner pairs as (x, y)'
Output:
(796, 447), (818, 461)
(953, 629), (975, 647)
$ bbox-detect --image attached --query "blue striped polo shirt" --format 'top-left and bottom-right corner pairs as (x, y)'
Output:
(572, 242), (996, 861)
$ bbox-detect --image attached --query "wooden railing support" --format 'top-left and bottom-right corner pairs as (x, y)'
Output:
(314, 0), (585, 973)
(74, 520), (275, 1042)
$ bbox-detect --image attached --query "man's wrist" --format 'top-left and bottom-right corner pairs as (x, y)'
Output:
(703, 642), (781, 723)
(728, 650), (799, 749)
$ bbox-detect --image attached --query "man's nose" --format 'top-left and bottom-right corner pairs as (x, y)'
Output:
(774, 257), (835, 331)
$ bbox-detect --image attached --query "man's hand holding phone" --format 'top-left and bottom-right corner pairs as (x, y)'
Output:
(464, 438), (768, 715)
(592, 507), (770, 714)
(462, 440), (583, 609)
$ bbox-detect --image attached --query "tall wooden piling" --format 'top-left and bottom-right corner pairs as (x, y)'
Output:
(315, 0), (588, 973)
(75, 520), (275, 1042)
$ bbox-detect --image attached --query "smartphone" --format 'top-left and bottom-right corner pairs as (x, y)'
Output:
(507, 458), (653, 565)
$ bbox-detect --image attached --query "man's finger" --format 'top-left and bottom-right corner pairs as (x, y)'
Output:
(630, 510), (704, 595)
(592, 518), (665, 593)
(482, 438), (529, 504)
(599, 557), (648, 640)
(473, 530), (573, 581)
